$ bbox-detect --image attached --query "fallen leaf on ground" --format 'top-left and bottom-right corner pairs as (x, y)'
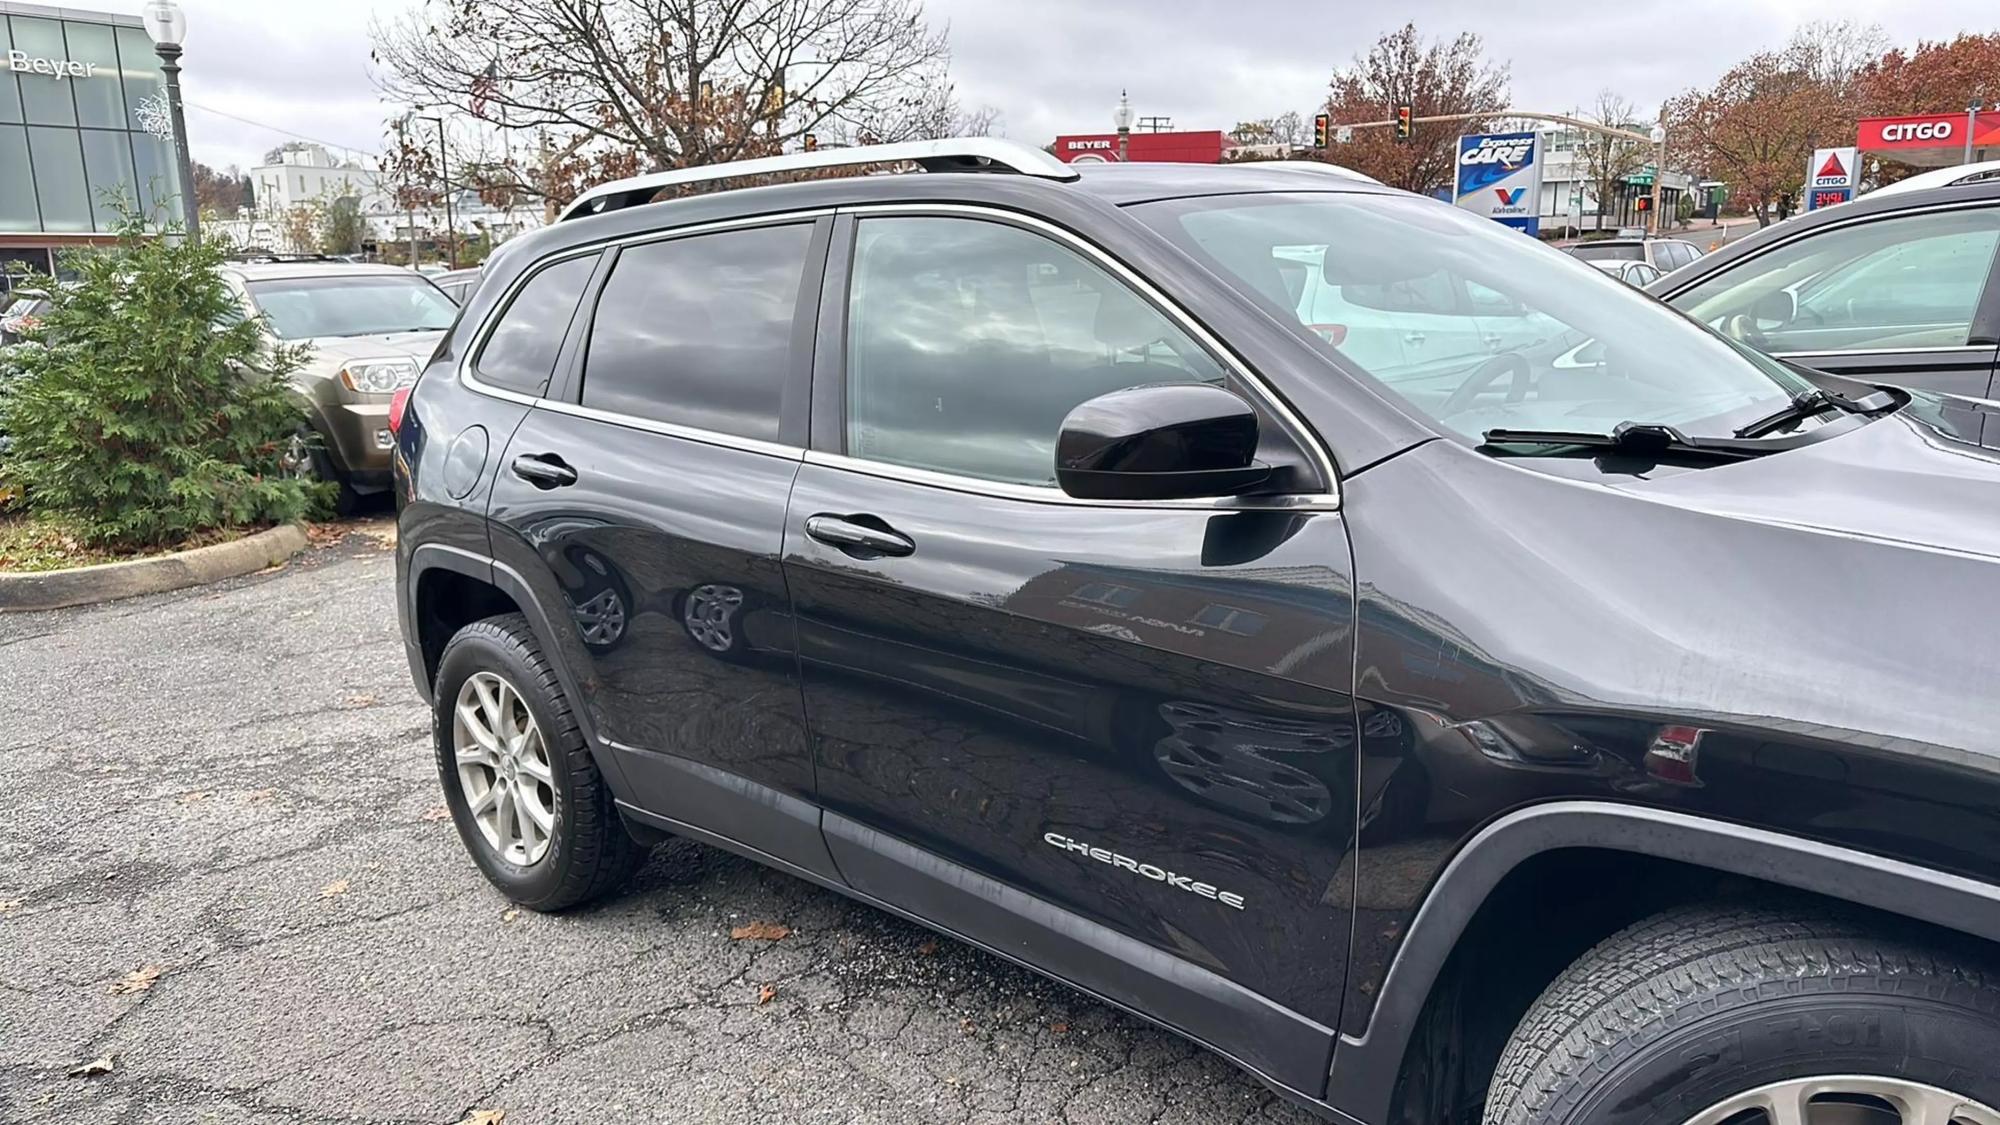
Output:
(177, 790), (212, 805)
(1049, 1022), (1069, 1034)
(108, 964), (163, 995)
(458, 1111), (505, 1125)
(320, 878), (350, 899)
(66, 1056), (114, 1078)
(729, 920), (791, 942)
(343, 692), (376, 707)
(756, 983), (777, 1005)
(244, 788), (278, 803)
(501, 908), (519, 923)
(917, 940), (938, 956)
(420, 805), (451, 822)
(260, 560), (287, 572)
(959, 1017), (976, 1034)
(305, 523), (346, 545)
(0, 900), (20, 913)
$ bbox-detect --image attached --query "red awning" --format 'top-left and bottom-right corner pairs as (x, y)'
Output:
(1857, 112), (2000, 167)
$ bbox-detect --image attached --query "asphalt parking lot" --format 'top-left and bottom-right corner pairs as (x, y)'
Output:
(0, 518), (1319, 1125)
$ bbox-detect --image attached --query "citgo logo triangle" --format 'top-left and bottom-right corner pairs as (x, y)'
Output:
(1817, 151), (1848, 180)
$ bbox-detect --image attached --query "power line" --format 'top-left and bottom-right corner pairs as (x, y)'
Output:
(184, 100), (382, 164)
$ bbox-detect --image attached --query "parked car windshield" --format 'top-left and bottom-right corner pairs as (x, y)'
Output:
(1570, 243), (1646, 261)
(245, 275), (459, 340)
(1135, 192), (1813, 443)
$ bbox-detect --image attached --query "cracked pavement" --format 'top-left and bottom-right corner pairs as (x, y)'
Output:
(0, 519), (1321, 1125)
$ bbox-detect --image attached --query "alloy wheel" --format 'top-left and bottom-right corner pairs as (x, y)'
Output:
(1683, 1076), (2000, 1125)
(683, 584), (743, 652)
(452, 671), (557, 866)
(279, 432), (314, 480)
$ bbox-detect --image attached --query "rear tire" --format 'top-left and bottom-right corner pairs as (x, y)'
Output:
(433, 613), (643, 911)
(1484, 902), (2000, 1125)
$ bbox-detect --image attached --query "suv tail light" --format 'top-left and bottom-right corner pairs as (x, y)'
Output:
(388, 386), (412, 434)
(1308, 323), (1347, 346)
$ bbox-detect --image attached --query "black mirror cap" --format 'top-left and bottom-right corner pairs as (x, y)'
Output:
(1056, 383), (1273, 502)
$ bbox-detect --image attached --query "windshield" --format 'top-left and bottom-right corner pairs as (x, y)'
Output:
(245, 275), (458, 340)
(1135, 192), (1812, 442)
(1569, 243), (1645, 262)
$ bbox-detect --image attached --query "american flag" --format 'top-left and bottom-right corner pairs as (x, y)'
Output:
(470, 61), (499, 118)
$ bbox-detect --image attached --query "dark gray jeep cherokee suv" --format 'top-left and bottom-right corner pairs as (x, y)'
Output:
(393, 139), (2000, 1125)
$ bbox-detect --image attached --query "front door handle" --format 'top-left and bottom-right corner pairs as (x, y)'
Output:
(510, 453), (576, 488)
(804, 514), (915, 558)
(1403, 331), (1427, 346)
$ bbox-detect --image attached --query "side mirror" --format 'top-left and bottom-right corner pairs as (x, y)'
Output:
(1056, 383), (1273, 501)
(1752, 288), (1796, 327)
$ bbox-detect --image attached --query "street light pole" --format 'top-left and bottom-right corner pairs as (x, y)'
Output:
(397, 116), (418, 267)
(1966, 98), (1983, 166)
(418, 114), (455, 268)
(1649, 122), (1667, 236)
(1114, 91), (1133, 163)
(141, 0), (199, 245)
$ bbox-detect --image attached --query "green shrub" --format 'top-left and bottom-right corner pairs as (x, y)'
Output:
(0, 215), (325, 549)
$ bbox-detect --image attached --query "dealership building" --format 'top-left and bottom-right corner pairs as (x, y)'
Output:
(0, 1), (186, 280)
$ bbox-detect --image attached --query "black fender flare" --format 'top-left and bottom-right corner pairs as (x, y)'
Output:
(1322, 800), (2000, 1122)
(404, 542), (637, 798)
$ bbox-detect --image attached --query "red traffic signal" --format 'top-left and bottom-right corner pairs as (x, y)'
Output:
(1394, 104), (1413, 141)
(1313, 113), (1329, 148)
(1634, 196), (1652, 212)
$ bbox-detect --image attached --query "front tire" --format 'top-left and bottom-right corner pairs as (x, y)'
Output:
(283, 426), (363, 517)
(1485, 903), (2000, 1125)
(433, 614), (643, 910)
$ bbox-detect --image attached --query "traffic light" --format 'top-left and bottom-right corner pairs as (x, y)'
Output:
(1634, 196), (1652, 212)
(1394, 104), (1413, 142)
(1313, 113), (1329, 148)
(803, 133), (818, 152)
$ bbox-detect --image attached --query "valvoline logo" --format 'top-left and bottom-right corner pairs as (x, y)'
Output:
(1494, 187), (1526, 206)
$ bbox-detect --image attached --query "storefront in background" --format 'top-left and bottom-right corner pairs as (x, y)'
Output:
(0, 1), (186, 288)
(1051, 130), (1229, 164)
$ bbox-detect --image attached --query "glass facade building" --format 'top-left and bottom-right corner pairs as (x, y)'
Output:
(0, 2), (185, 280)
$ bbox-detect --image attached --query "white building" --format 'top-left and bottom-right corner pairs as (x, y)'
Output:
(251, 144), (380, 217)
(1531, 127), (1695, 234)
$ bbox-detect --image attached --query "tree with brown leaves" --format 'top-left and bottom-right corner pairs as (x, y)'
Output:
(1664, 43), (1852, 228)
(370, 0), (977, 212)
(1860, 32), (2000, 120)
(1319, 24), (1509, 194)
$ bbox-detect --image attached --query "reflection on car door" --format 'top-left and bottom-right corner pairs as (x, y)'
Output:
(488, 218), (842, 878)
(782, 212), (1365, 1091)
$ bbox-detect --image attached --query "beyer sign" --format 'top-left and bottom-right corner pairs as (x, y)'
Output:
(5, 50), (99, 80)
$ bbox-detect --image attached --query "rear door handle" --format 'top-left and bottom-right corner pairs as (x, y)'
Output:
(1403, 331), (1427, 345)
(804, 514), (915, 558)
(510, 453), (576, 488)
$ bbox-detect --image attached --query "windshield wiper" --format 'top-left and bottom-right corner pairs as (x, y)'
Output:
(1481, 421), (1775, 462)
(1731, 387), (1896, 438)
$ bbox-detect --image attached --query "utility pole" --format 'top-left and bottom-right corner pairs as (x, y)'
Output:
(417, 114), (455, 268)
(397, 116), (417, 267)
(1967, 97), (1984, 165)
(1650, 122), (1667, 236)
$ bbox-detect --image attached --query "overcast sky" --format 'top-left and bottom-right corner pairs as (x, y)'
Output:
(149, 0), (1995, 174)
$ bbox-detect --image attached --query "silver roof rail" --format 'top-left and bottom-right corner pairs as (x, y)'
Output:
(559, 137), (1079, 222)
(1249, 160), (1382, 185)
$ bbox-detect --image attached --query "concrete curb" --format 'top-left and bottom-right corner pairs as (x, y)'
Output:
(0, 522), (309, 612)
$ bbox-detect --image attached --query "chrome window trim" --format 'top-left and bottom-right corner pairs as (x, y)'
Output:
(1771, 344), (1995, 359)
(457, 209), (834, 406)
(532, 399), (804, 461)
(831, 201), (1342, 507)
(802, 450), (1340, 511)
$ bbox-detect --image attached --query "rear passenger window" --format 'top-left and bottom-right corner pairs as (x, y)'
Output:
(581, 224), (813, 442)
(844, 216), (1226, 486)
(475, 255), (596, 396)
